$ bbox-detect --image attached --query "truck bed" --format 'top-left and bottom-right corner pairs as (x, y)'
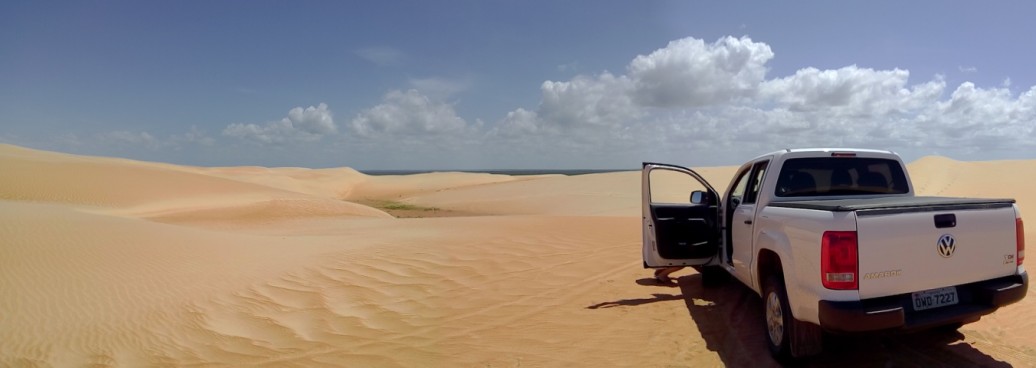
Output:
(769, 196), (1015, 215)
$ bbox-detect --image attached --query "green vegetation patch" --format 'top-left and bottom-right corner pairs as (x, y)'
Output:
(376, 200), (441, 212)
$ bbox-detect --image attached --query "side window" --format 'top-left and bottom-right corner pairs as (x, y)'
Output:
(728, 167), (752, 207)
(649, 168), (708, 204)
(743, 161), (769, 204)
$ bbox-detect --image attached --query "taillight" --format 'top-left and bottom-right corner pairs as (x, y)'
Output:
(1017, 218), (1025, 266)
(822, 231), (858, 290)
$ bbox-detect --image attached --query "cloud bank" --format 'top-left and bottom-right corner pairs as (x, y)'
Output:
(49, 36), (1036, 168)
(478, 36), (1035, 165)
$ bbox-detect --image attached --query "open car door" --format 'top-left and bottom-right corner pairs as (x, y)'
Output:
(642, 162), (721, 268)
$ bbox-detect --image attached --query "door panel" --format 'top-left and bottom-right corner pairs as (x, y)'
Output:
(731, 160), (769, 277)
(731, 204), (757, 273)
(724, 167), (753, 265)
(642, 162), (721, 267)
(652, 204), (719, 259)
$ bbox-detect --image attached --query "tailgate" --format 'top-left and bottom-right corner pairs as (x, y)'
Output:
(856, 205), (1019, 299)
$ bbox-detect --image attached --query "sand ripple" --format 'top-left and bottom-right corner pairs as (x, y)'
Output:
(2, 144), (1034, 367)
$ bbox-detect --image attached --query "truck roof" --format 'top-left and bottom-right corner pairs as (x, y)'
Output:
(749, 148), (897, 162)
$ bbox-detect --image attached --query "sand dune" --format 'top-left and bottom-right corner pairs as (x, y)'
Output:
(0, 145), (390, 226)
(909, 155), (1036, 220)
(404, 166), (738, 216)
(1, 144), (1033, 367)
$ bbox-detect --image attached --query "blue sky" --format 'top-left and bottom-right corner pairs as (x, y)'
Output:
(2, 1), (1035, 169)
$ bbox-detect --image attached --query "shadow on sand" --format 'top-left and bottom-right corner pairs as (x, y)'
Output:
(591, 274), (1013, 367)
(675, 275), (1011, 367)
(586, 278), (682, 309)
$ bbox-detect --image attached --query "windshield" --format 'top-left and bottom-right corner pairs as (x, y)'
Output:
(774, 157), (909, 197)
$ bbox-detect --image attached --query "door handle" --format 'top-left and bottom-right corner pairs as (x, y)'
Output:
(744, 220), (753, 225)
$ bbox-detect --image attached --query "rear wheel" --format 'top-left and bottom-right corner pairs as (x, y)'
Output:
(763, 274), (823, 361)
(763, 275), (791, 359)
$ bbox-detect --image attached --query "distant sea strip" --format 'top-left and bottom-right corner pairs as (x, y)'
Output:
(361, 169), (630, 176)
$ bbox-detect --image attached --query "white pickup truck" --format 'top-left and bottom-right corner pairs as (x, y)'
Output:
(642, 148), (1028, 360)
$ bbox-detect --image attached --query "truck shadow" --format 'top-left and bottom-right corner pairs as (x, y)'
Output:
(675, 274), (1012, 368)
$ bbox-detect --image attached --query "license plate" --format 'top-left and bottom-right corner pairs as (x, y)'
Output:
(911, 286), (958, 311)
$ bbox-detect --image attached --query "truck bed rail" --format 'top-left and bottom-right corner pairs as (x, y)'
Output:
(769, 196), (1015, 216)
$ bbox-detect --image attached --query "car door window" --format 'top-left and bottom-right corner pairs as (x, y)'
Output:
(743, 161), (769, 204)
(728, 167), (752, 207)
(649, 168), (709, 204)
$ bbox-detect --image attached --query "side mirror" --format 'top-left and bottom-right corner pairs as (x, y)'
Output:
(690, 190), (708, 204)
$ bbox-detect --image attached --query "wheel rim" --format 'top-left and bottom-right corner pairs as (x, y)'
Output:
(766, 291), (784, 346)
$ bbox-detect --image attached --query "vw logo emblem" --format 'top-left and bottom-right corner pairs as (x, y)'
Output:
(937, 234), (956, 258)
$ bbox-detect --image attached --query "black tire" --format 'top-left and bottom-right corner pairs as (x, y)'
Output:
(762, 274), (823, 361)
(700, 265), (727, 288)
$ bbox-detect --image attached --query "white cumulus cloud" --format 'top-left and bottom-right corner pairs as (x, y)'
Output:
(286, 103), (337, 135)
(493, 108), (545, 137)
(494, 36), (772, 137)
(539, 72), (640, 129)
(488, 35), (1036, 166)
(628, 36), (773, 107)
(350, 89), (469, 138)
(759, 66), (946, 115)
(223, 103), (336, 144)
(920, 83), (1036, 149)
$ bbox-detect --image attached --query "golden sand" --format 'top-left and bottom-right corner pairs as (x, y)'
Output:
(1, 143), (1032, 366)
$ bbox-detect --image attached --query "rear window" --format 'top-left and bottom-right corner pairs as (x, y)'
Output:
(774, 157), (909, 197)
